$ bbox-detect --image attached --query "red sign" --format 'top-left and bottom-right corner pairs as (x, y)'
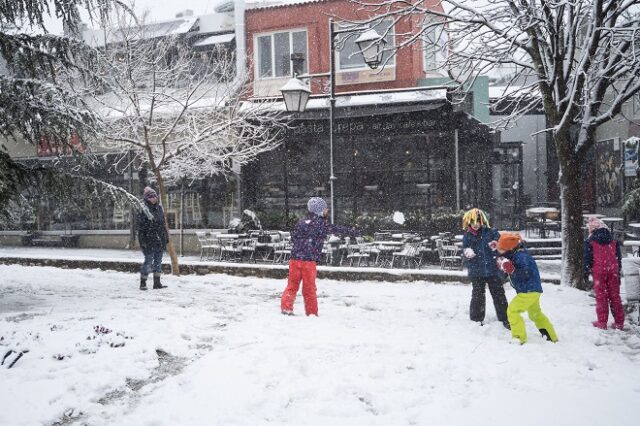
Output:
(37, 133), (87, 157)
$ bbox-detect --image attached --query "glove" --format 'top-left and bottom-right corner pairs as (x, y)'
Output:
(497, 257), (515, 274)
(463, 248), (476, 259)
(488, 240), (498, 251)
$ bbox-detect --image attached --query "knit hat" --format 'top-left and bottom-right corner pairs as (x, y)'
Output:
(496, 232), (522, 252)
(307, 197), (327, 216)
(462, 208), (490, 229)
(587, 217), (608, 235)
(143, 186), (158, 201)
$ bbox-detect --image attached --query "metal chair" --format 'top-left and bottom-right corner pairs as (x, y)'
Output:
(391, 241), (421, 268)
(436, 239), (462, 270)
(196, 232), (219, 260)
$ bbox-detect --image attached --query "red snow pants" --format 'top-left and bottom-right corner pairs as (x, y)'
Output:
(592, 270), (625, 327)
(281, 259), (318, 316)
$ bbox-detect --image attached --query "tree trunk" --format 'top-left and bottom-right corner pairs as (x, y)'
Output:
(153, 169), (180, 276)
(559, 159), (587, 289)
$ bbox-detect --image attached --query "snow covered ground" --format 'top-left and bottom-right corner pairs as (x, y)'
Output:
(1, 264), (639, 426)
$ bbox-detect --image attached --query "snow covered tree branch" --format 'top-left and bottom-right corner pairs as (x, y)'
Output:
(353, 0), (640, 289)
(80, 9), (286, 273)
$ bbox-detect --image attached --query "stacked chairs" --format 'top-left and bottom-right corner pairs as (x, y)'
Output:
(436, 239), (462, 270)
(344, 237), (371, 266)
(390, 241), (421, 268)
(196, 232), (220, 261)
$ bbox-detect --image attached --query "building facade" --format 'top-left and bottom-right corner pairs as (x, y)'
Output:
(242, 0), (506, 228)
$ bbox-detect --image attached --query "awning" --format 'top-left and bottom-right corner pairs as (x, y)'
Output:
(194, 33), (235, 47)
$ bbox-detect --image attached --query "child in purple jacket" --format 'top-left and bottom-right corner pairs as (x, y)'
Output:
(280, 197), (359, 316)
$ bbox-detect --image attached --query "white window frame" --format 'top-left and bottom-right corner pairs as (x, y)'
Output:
(254, 28), (308, 80)
(422, 21), (446, 73)
(335, 20), (396, 72)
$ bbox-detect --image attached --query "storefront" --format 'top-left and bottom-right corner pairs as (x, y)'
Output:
(242, 101), (499, 226)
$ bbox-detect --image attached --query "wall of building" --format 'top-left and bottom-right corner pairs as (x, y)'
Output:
(245, 0), (443, 97)
(491, 114), (548, 206)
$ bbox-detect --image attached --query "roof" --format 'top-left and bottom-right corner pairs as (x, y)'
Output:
(193, 33), (235, 47)
(248, 88), (448, 117)
(246, 0), (327, 11)
(81, 16), (199, 47)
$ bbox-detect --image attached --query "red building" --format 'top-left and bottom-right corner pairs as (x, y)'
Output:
(242, 0), (501, 227)
(245, 0), (443, 97)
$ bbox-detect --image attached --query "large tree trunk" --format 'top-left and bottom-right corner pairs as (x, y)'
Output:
(559, 158), (587, 289)
(153, 169), (180, 276)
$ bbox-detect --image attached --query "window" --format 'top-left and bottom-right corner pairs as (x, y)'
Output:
(422, 22), (446, 71)
(256, 30), (307, 79)
(337, 20), (395, 70)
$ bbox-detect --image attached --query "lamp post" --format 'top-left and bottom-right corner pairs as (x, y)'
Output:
(281, 19), (385, 223)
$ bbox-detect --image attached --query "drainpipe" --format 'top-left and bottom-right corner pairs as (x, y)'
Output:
(455, 129), (461, 211)
(232, 0), (246, 95)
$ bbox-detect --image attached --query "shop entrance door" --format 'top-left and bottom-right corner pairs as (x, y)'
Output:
(491, 143), (524, 230)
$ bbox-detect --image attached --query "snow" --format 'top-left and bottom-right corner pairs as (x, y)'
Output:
(1, 264), (639, 425)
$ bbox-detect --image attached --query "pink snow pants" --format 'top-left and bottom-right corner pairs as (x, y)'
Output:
(592, 271), (624, 327)
(281, 259), (318, 316)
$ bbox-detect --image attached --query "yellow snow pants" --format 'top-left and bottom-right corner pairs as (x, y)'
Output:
(507, 292), (558, 344)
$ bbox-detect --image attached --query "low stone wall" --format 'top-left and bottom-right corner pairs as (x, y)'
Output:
(0, 230), (216, 255)
(0, 256), (482, 283)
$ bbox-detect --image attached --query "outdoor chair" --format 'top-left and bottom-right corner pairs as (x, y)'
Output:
(219, 236), (243, 261)
(273, 236), (292, 263)
(344, 237), (371, 266)
(196, 232), (220, 261)
(241, 238), (258, 263)
(436, 239), (462, 270)
(390, 241), (421, 268)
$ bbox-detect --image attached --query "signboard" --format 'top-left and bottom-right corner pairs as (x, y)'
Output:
(595, 138), (622, 208)
(37, 133), (86, 157)
(625, 137), (639, 177)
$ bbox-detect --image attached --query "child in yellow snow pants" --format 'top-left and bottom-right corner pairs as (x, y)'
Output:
(496, 232), (558, 345)
(507, 293), (558, 344)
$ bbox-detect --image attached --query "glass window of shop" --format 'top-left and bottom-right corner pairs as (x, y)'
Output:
(334, 132), (456, 220)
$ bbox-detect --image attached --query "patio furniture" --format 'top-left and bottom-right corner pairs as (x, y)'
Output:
(273, 234), (292, 263)
(390, 241), (421, 268)
(240, 238), (258, 262)
(344, 237), (371, 266)
(526, 207), (560, 238)
(219, 234), (244, 261)
(436, 239), (462, 270)
(196, 232), (220, 260)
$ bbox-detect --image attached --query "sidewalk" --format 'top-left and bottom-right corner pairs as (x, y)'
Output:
(0, 246), (562, 284)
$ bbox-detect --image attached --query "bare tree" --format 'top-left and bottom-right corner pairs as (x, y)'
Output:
(86, 11), (284, 274)
(354, 0), (640, 289)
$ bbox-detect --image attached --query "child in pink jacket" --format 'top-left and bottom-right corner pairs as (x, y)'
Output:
(584, 217), (624, 330)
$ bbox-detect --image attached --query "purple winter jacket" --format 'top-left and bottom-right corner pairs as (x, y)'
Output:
(290, 214), (360, 262)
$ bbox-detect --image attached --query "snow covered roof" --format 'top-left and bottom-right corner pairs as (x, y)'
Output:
(193, 33), (235, 47)
(246, 0), (326, 11)
(80, 17), (199, 47)
(250, 88), (448, 111)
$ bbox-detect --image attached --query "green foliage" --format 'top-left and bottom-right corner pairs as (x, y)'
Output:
(0, 0), (127, 220)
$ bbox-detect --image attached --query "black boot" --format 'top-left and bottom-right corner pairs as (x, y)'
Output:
(539, 329), (552, 341)
(153, 275), (167, 289)
(502, 321), (511, 330)
(140, 277), (148, 291)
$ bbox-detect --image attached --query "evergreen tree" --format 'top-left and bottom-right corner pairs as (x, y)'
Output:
(0, 0), (125, 219)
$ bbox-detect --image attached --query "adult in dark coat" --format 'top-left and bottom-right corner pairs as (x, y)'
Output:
(137, 187), (168, 290)
(461, 208), (509, 329)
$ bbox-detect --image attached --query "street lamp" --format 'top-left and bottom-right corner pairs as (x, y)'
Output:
(280, 19), (385, 223)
